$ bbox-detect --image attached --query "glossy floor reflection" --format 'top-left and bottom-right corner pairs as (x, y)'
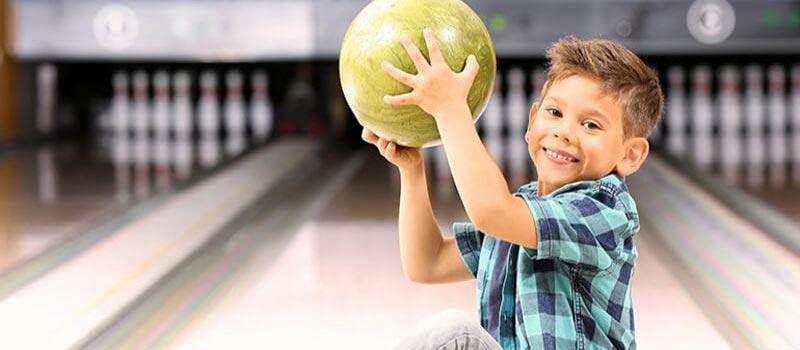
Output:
(0, 145), (120, 272)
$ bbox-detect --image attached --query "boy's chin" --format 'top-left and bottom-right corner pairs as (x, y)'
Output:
(536, 172), (575, 186)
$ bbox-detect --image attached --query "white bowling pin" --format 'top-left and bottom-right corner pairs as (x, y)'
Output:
(745, 64), (766, 188)
(767, 64), (787, 187)
(111, 71), (131, 202)
(792, 64), (800, 185)
(482, 74), (505, 171)
(506, 68), (528, 188)
(111, 71), (130, 138)
(691, 65), (714, 171)
(36, 63), (57, 136)
(666, 66), (687, 158)
(250, 70), (274, 143)
(172, 71), (193, 138)
(132, 70), (151, 198)
(153, 70), (172, 189)
(198, 70), (220, 139)
(224, 70), (246, 156)
(718, 66), (742, 184)
(132, 70), (151, 162)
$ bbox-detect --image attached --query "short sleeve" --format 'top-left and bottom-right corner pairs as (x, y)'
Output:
(514, 186), (635, 272)
(452, 222), (485, 278)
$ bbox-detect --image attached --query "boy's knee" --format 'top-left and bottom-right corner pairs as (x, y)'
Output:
(394, 309), (500, 350)
(419, 309), (484, 336)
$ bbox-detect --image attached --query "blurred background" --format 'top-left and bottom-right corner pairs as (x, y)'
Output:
(0, 0), (799, 348)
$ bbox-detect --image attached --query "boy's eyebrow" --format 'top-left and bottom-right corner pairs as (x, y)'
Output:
(545, 96), (611, 123)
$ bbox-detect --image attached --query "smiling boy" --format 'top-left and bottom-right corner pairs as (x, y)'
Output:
(362, 30), (663, 349)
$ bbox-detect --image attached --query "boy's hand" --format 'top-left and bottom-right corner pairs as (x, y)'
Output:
(361, 127), (423, 171)
(381, 28), (480, 119)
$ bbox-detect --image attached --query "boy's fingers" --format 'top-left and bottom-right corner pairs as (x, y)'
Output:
(376, 138), (389, 154)
(361, 127), (378, 144)
(461, 55), (480, 83)
(384, 92), (417, 106)
(381, 61), (417, 88)
(423, 28), (446, 66)
(399, 35), (430, 73)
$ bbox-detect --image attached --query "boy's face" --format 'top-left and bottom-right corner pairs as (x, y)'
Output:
(525, 75), (648, 193)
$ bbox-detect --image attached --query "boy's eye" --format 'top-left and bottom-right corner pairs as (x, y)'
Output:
(546, 108), (561, 117)
(582, 121), (601, 130)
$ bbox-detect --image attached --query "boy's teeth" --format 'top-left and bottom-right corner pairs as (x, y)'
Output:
(546, 149), (575, 162)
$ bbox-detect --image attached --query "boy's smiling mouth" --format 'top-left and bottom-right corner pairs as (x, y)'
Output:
(542, 147), (579, 165)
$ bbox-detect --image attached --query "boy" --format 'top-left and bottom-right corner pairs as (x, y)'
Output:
(362, 29), (663, 349)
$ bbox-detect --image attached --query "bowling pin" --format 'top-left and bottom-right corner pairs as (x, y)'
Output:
(172, 70), (194, 180)
(767, 64), (787, 188)
(792, 64), (800, 185)
(745, 64), (766, 188)
(199, 70), (220, 139)
(152, 70), (172, 190)
(718, 66), (743, 184)
(250, 70), (274, 143)
(691, 65), (714, 171)
(482, 74), (505, 172)
(506, 68), (528, 188)
(172, 71), (193, 139)
(666, 66), (687, 158)
(111, 71), (131, 202)
(111, 71), (130, 138)
(224, 70), (246, 156)
(198, 70), (221, 168)
(36, 63), (57, 137)
(132, 70), (151, 198)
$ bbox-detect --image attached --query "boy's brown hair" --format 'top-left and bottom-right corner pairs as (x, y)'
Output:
(541, 36), (664, 139)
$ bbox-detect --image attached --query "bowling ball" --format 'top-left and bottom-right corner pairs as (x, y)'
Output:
(339, 0), (496, 148)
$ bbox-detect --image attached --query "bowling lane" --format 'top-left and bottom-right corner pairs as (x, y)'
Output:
(87, 150), (730, 349)
(0, 143), (123, 274)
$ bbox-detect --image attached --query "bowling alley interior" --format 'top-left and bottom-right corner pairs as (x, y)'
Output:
(1, 0), (799, 349)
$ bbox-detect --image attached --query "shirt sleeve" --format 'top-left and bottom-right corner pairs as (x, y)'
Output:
(514, 186), (635, 272)
(452, 222), (485, 279)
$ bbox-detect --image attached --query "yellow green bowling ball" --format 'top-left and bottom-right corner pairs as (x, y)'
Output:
(339, 0), (497, 148)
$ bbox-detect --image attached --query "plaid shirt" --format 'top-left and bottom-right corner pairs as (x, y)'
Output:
(454, 173), (639, 350)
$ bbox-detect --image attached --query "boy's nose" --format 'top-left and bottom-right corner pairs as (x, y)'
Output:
(552, 121), (574, 143)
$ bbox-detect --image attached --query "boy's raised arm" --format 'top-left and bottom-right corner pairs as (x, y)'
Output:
(362, 127), (471, 284)
(398, 164), (473, 284)
(381, 28), (538, 249)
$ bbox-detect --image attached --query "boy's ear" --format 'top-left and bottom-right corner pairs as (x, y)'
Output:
(525, 102), (539, 143)
(615, 137), (649, 177)
(529, 102), (539, 124)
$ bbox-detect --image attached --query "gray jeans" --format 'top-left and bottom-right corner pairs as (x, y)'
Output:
(393, 309), (503, 350)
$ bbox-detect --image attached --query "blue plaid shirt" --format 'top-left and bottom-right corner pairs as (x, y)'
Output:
(454, 173), (639, 350)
